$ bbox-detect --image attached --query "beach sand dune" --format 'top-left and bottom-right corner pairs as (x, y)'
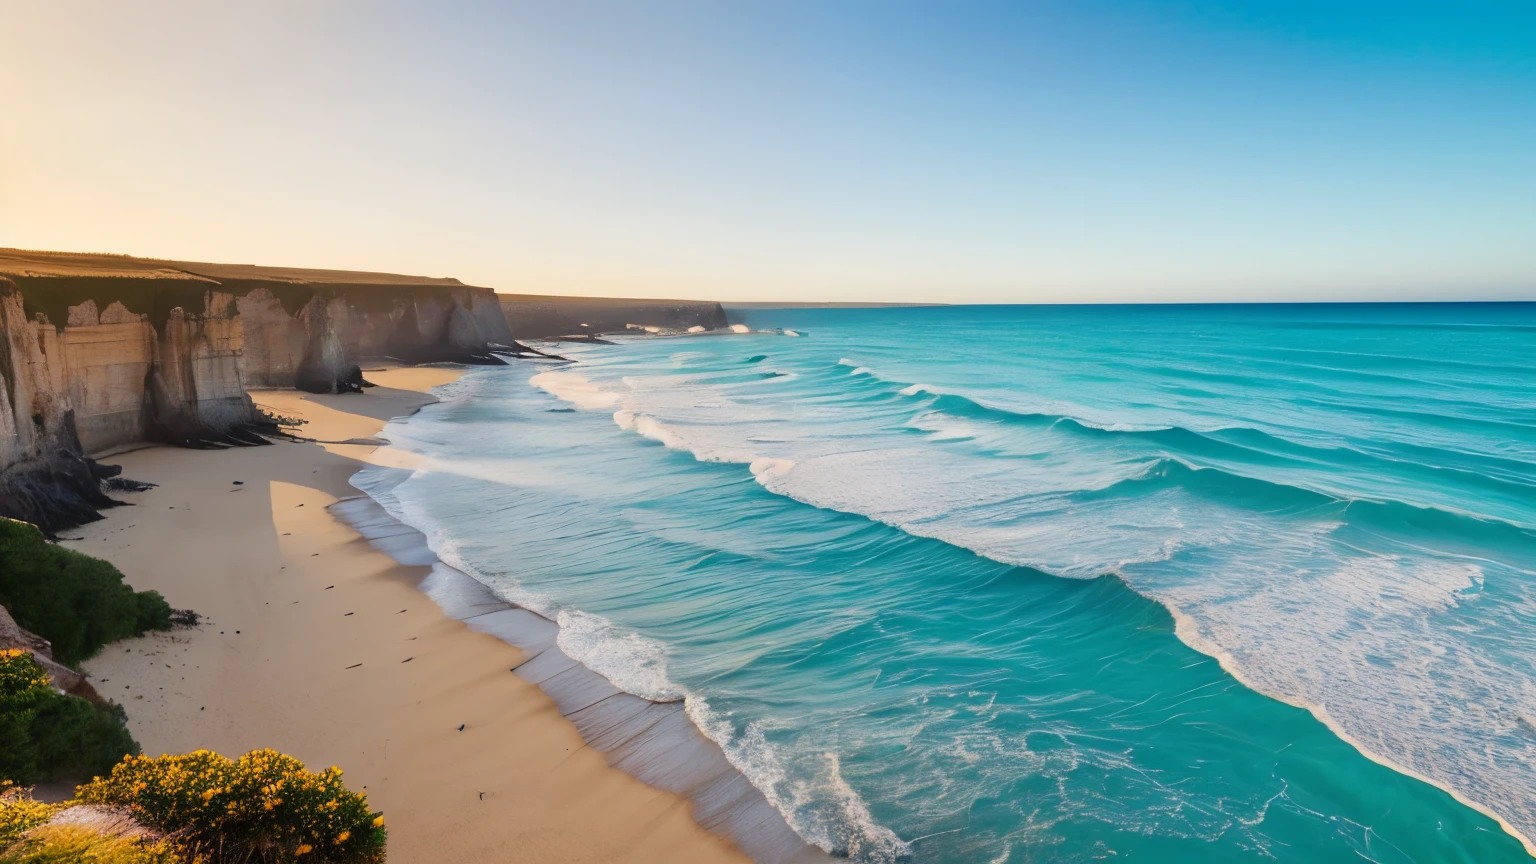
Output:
(71, 367), (748, 864)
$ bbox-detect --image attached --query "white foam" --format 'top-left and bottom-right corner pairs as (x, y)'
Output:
(730, 324), (751, 334)
(907, 411), (977, 441)
(750, 458), (796, 481)
(630, 415), (690, 451)
(530, 370), (619, 410)
(686, 697), (908, 863)
(817, 753), (911, 863)
(555, 608), (686, 702)
(783, 329), (801, 337)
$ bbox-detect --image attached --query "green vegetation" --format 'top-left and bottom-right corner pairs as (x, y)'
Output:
(6, 271), (469, 332)
(0, 519), (172, 667)
(2, 747), (385, 863)
(0, 651), (137, 786)
(78, 749), (385, 863)
(1, 787), (182, 863)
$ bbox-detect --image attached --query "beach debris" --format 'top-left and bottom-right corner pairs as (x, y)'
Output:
(346, 663), (362, 670)
(326, 585), (334, 589)
(401, 657), (413, 663)
(344, 612), (354, 617)
(232, 480), (243, 485)
(457, 724), (465, 732)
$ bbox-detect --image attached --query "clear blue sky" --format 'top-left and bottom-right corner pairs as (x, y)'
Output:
(3, 0), (1533, 302)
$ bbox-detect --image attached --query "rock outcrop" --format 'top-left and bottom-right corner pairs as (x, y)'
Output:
(0, 603), (97, 701)
(0, 249), (517, 532)
(498, 293), (728, 339)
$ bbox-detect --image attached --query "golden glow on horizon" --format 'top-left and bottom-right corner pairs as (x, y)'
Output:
(3, 2), (1532, 303)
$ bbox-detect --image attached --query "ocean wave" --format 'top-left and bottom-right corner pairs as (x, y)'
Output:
(887, 389), (1536, 526)
(687, 696), (910, 863)
(555, 608), (686, 702)
(375, 444), (907, 860)
(361, 461), (698, 706)
(370, 345), (1536, 859)
(530, 370), (619, 409)
(596, 369), (1536, 577)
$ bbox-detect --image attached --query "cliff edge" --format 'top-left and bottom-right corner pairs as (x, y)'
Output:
(0, 249), (515, 533)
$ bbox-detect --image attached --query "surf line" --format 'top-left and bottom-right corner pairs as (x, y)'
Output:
(333, 466), (831, 864)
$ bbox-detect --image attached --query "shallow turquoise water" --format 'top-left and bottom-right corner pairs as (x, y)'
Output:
(365, 303), (1536, 862)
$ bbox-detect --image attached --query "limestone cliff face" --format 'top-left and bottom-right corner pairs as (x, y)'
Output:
(0, 249), (517, 532)
(0, 278), (124, 532)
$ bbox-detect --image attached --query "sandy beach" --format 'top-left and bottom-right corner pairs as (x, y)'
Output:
(68, 366), (748, 864)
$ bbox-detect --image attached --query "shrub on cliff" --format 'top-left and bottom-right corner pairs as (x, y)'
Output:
(0, 519), (171, 666)
(0, 650), (138, 786)
(0, 787), (184, 863)
(0, 786), (56, 849)
(77, 750), (386, 864)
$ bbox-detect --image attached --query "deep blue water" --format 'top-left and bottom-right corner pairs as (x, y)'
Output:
(362, 303), (1536, 863)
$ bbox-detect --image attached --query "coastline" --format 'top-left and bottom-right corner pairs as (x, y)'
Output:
(337, 469), (826, 864)
(68, 366), (759, 864)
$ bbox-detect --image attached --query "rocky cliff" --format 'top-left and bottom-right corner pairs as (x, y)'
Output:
(0, 249), (516, 533)
(498, 293), (728, 339)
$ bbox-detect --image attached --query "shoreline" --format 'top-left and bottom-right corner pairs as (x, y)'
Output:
(335, 466), (826, 864)
(69, 366), (761, 863)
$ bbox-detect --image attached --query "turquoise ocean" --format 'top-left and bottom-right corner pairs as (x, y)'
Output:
(360, 303), (1536, 863)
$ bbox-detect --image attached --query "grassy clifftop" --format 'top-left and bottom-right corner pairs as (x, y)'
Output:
(0, 248), (482, 331)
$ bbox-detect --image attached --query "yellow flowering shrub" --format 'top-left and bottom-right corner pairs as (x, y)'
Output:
(0, 785), (58, 848)
(0, 825), (184, 863)
(76, 750), (384, 863)
(0, 651), (50, 700)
